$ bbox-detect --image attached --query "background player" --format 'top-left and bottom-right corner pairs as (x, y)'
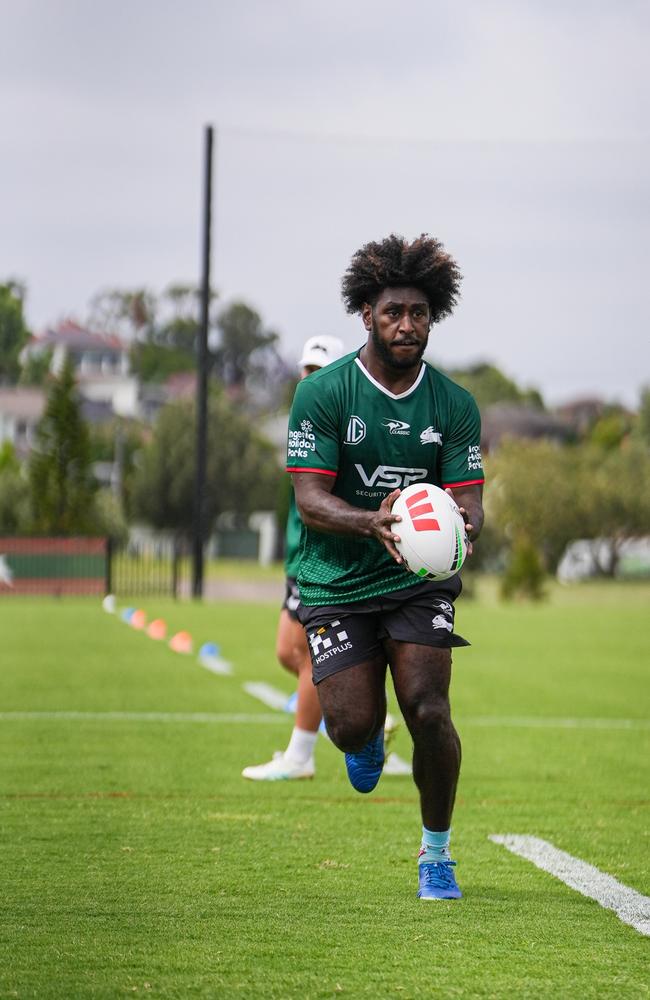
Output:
(287, 234), (484, 899)
(242, 336), (344, 781)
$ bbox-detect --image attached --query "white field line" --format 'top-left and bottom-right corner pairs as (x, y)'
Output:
(198, 654), (233, 676)
(0, 711), (287, 725)
(243, 682), (293, 711)
(461, 716), (650, 731)
(490, 835), (650, 937)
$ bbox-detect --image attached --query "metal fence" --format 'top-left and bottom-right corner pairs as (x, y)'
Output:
(0, 535), (188, 598)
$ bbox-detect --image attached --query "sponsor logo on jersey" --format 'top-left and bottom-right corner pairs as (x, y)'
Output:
(345, 415), (366, 445)
(420, 426), (442, 445)
(287, 418), (317, 459)
(382, 418), (410, 436)
(355, 464), (428, 490)
(309, 620), (353, 664)
(467, 444), (483, 471)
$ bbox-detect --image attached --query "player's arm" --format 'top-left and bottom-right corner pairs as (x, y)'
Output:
(292, 472), (406, 564)
(446, 483), (484, 546)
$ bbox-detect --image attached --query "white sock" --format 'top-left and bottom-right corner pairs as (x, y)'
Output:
(284, 726), (318, 765)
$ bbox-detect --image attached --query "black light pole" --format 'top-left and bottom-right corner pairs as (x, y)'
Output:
(192, 124), (214, 598)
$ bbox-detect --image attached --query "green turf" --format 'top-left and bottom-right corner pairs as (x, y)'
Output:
(1, 581), (648, 998)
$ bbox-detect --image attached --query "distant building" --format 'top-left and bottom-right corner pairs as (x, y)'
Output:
(0, 387), (45, 458)
(481, 404), (572, 452)
(20, 320), (139, 418)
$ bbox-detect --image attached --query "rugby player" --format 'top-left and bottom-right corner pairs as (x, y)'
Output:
(242, 336), (345, 781)
(287, 234), (484, 899)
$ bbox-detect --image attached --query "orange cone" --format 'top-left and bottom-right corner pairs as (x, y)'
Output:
(146, 618), (167, 641)
(169, 630), (193, 654)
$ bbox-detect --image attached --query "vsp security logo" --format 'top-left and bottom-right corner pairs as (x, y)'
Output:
(345, 415), (366, 445)
(355, 465), (428, 489)
(382, 418), (410, 436)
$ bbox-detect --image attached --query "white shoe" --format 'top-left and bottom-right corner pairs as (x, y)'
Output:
(384, 712), (400, 753)
(383, 752), (412, 776)
(241, 751), (315, 781)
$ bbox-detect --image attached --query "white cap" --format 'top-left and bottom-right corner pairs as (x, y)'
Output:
(299, 335), (345, 370)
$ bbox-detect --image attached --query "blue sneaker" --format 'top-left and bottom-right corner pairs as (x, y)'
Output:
(344, 730), (385, 793)
(417, 861), (462, 900)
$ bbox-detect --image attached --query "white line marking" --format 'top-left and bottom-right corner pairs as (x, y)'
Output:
(490, 834), (650, 936)
(243, 682), (293, 711)
(463, 716), (649, 731)
(198, 654), (233, 676)
(0, 711), (287, 725)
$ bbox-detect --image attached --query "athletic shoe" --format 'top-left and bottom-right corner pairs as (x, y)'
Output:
(241, 751), (315, 781)
(417, 861), (463, 900)
(344, 730), (385, 793)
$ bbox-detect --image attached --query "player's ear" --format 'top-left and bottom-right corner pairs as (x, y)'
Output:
(362, 302), (373, 332)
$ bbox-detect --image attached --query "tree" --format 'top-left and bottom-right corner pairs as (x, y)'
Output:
(130, 389), (282, 533)
(635, 386), (650, 448)
(445, 362), (545, 411)
(19, 347), (53, 386)
(214, 302), (281, 393)
(0, 281), (30, 384)
(28, 357), (98, 534)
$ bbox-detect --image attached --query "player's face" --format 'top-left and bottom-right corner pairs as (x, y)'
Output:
(364, 287), (431, 370)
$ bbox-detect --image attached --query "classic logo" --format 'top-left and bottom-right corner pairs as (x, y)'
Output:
(420, 426), (442, 445)
(404, 488), (441, 532)
(382, 418), (410, 436)
(345, 415), (366, 445)
(355, 465), (428, 489)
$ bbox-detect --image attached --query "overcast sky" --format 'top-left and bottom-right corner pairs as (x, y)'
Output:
(1, 0), (648, 406)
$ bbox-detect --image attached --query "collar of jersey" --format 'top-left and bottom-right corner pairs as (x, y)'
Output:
(354, 356), (426, 399)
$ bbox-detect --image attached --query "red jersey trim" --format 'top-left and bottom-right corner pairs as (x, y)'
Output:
(443, 478), (485, 489)
(286, 466), (337, 477)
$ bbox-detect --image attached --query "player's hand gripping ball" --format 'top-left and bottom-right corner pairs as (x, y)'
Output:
(392, 483), (468, 581)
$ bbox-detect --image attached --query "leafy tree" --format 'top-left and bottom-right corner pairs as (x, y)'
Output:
(28, 357), (98, 534)
(131, 389), (282, 534)
(0, 468), (31, 534)
(88, 287), (157, 342)
(446, 362), (545, 412)
(214, 301), (280, 392)
(19, 347), (53, 386)
(0, 281), (30, 384)
(634, 386), (650, 448)
(587, 406), (634, 450)
(500, 533), (546, 601)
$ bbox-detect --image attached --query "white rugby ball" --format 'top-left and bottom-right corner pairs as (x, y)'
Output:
(392, 483), (468, 581)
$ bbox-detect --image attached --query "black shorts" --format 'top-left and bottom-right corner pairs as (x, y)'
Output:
(282, 577), (302, 622)
(298, 577), (469, 684)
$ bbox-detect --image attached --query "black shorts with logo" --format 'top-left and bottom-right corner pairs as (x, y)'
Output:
(282, 577), (302, 622)
(298, 576), (469, 684)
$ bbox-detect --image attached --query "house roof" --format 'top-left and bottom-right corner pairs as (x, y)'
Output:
(27, 320), (127, 353)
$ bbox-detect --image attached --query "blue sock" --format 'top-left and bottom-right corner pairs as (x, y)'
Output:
(419, 826), (451, 864)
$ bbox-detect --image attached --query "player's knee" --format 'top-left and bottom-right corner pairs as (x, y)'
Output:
(404, 692), (452, 735)
(324, 714), (375, 753)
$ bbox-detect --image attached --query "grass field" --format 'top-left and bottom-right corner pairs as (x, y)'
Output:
(1, 580), (648, 998)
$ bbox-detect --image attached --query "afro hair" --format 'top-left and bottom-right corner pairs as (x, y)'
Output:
(341, 233), (461, 323)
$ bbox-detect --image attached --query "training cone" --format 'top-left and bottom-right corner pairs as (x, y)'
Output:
(198, 641), (232, 675)
(130, 609), (147, 630)
(102, 594), (116, 614)
(169, 631), (193, 654)
(147, 618), (167, 641)
(121, 607), (135, 624)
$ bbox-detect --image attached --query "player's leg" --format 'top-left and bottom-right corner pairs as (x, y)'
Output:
(387, 641), (460, 828)
(242, 606), (320, 782)
(387, 640), (462, 899)
(317, 654), (388, 793)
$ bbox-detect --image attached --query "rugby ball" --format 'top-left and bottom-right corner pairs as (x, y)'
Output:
(392, 483), (468, 581)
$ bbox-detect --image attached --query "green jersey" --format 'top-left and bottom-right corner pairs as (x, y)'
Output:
(284, 490), (302, 579)
(286, 350), (484, 605)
